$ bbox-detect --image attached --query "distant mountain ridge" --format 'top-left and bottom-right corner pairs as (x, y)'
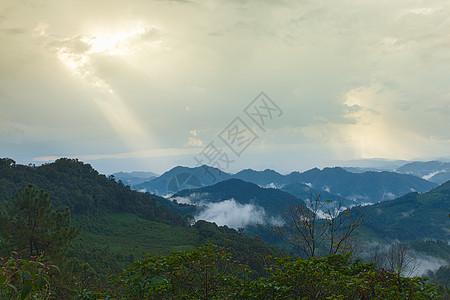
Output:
(280, 182), (351, 207)
(233, 169), (286, 187)
(112, 171), (159, 186)
(173, 178), (305, 219)
(135, 165), (437, 205)
(283, 167), (436, 204)
(135, 165), (231, 195)
(395, 161), (450, 184)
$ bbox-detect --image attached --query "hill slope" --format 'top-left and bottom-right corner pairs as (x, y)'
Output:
(173, 178), (305, 218)
(0, 158), (185, 225)
(356, 180), (450, 243)
(0, 158), (282, 276)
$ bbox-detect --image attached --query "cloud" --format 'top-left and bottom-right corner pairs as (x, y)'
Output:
(195, 199), (267, 228)
(412, 255), (448, 277)
(33, 148), (199, 162)
(1, 0), (450, 173)
(362, 241), (449, 277)
(175, 195), (285, 229)
(185, 130), (204, 147)
(171, 196), (193, 205)
(185, 137), (204, 147)
(300, 81), (450, 161)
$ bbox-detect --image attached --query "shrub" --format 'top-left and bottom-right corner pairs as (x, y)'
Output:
(0, 252), (59, 299)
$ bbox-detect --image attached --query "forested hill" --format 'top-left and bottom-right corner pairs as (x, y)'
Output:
(358, 180), (450, 242)
(0, 157), (284, 279)
(0, 158), (185, 226)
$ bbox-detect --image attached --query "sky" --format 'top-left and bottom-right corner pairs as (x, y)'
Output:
(1, 0), (449, 175)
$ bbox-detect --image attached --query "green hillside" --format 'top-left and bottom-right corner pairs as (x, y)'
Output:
(0, 158), (448, 298)
(0, 158), (185, 225)
(357, 180), (450, 243)
(0, 158), (283, 278)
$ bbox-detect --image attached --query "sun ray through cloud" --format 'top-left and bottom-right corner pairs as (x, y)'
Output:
(49, 23), (160, 155)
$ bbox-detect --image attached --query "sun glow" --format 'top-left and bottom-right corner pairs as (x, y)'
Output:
(337, 84), (419, 160)
(80, 25), (156, 56)
(52, 23), (160, 153)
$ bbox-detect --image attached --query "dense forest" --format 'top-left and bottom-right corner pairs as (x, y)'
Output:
(0, 158), (449, 298)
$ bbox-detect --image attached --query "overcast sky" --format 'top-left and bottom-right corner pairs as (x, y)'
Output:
(1, 0), (449, 174)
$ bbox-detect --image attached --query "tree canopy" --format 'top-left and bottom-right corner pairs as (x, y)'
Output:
(0, 184), (81, 261)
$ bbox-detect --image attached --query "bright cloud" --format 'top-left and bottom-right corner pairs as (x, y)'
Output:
(195, 199), (272, 229)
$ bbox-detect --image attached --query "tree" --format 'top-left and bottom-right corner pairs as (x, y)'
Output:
(114, 244), (253, 299)
(385, 243), (419, 276)
(276, 194), (364, 258)
(102, 245), (440, 299)
(369, 243), (419, 276)
(243, 253), (439, 299)
(0, 184), (80, 261)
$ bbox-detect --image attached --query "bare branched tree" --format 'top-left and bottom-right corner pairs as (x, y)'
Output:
(370, 243), (420, 276)
(276, 194), (364, 258)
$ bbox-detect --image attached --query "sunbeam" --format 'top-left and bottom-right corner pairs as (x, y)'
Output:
(53, 24), (158, 153)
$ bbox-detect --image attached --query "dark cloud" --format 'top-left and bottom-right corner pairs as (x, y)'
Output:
(0, 27), (26, 35)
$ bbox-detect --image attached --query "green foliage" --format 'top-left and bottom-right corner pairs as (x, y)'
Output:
(1, 158), (445, 298)
(0, 252), (59, 299)
(67, 213), (201, 277)
(113, 244), (253, 299)
(252, 254), (437, 299)
(103, 245), (440, 299)
(0, 184), (81, 261)
(0, 158), (285, 289)
(192, 221), (285, 274)
(243, 224), (287, 250)
(0, 158), (187, 226)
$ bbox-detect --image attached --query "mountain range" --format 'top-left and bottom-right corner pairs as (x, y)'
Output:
(134, 165), (437, 205)
(169, 174), (449, 243)
(111, 171), (159, 187)
(134, 165), (231, 195)
(172, 178), (305, 220)
(395, 161), (450, 184)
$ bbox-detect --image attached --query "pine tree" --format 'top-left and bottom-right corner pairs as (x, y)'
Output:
(0, 184), (80, 260)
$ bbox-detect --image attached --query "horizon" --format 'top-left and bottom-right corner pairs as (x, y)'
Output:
(4, 155), (450, 177)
